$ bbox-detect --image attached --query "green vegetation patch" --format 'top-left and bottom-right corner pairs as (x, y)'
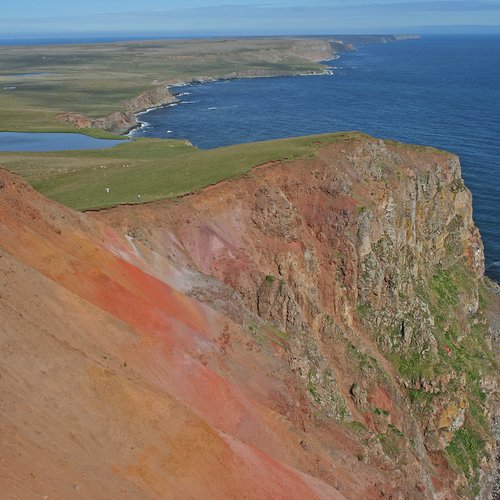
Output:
(429, 268), (461, 307)
(248, 323), (290, 351)
(446, 425), (485, 480)
(0, 132), (364, 210)
(378, 425), (405, 460)
(307, 368), (321, 404)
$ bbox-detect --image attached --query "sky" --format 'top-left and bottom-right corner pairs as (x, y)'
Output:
(2, 0), (500, 38)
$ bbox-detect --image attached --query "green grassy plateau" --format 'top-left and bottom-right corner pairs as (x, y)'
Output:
(0, 132), (363, 210)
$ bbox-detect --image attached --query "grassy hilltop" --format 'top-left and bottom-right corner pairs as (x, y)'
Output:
(0, 133), (363, 210)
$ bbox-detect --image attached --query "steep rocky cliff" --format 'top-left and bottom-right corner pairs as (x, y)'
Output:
(98, 135), (498, 498)
(0, 134), (497, 498)
(57, 86), (178, 135)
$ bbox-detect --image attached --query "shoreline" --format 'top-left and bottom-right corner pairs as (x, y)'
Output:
(126, 49), (353, 136)
(57, 70), (332, 136)
(0, 35), (421, 137)
(127, 66), (339, 137)
(125, 36), (422, 138)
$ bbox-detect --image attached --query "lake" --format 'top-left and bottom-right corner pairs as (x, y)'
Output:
(0, 132), (126, 152)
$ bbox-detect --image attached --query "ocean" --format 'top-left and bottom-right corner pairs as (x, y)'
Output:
(131, 36), (500, 282)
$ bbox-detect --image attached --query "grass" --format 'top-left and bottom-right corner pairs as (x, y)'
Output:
(248, 323), (290, 351)
(378, 426), (405, 460)
(0, 37), (327, 132)
(392, 263), (490, 385)
(378, 261), (497, 491)
(446, 424), (485, 484)
(352, 255), (496, 490)
(429, 268), (461, 307)
(0, 131), (364, 210)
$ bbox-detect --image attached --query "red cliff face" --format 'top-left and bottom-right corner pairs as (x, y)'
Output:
(0, 136), (497, 499)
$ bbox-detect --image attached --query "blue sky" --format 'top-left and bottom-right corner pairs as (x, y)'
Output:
(2, 1), (500, 37)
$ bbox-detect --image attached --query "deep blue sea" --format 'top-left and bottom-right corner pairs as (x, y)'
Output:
(132, 36), (500, 282)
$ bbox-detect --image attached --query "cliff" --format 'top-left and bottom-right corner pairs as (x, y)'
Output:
(0, 135), (497, 498)
(57, 86), (178, 135)
(97, 136), (498, 498)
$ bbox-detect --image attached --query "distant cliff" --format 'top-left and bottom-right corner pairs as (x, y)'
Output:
(57, 86), (178, 135)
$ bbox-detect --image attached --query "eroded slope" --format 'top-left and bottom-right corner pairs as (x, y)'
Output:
(0, 169), (347, 499)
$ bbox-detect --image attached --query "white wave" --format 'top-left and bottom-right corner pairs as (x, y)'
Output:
(136, 107), (157, 116)
(207, 105), (239, 111)
(166, 130), (173, 134)
(169, 82), (190, 88)
(324, 55), (340, 62)
(176, 92), (192, 97)
(127, 120), (151, 137)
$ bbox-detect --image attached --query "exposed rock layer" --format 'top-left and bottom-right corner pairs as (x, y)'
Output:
(57, 86), (178, 135)
(98, 136), (498, 498)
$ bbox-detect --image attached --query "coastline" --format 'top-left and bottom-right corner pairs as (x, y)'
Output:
(59, 65), (339, 136)
(56, 35), (375, 136)
(0, 35), (421, 136)
(128, 66), (339, 136)
(122, 37), (419, 136)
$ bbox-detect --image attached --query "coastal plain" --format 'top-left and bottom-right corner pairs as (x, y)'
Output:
(0, 37), (333, 133)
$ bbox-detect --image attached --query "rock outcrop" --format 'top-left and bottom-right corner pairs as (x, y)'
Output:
(57, 86), (178, 135)
(0, 135), (497, 498)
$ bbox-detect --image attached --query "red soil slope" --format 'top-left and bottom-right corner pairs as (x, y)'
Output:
(0, 169), (352, 498)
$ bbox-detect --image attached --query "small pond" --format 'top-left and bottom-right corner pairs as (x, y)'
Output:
(0, 132), (126, 152)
